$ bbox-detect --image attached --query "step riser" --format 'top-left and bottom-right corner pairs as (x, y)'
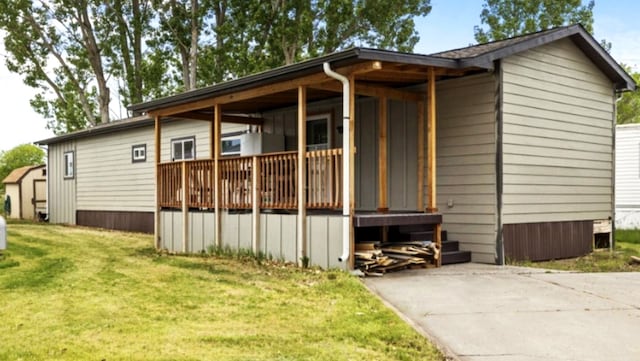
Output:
(441, 240), (459, 253)
(442, 251), (472, 265)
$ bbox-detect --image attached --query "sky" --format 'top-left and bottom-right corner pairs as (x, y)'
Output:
(1, 0), (639, 152)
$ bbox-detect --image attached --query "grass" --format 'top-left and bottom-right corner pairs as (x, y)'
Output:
(511, 229), (640, 272)
(0, 222), (443, 361)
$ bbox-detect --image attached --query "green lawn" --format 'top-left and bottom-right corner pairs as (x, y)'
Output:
(0, 223), (443, 361)
(512, 229), (640, 272)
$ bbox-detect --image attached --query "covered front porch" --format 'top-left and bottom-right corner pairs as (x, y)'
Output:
(137, 50), (481, 269)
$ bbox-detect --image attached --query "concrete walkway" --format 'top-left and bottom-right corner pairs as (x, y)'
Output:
(364, 264), (640, 361)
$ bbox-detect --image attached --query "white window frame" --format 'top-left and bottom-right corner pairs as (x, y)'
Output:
(63, 151), (74, 179)
(306, 113), (332, 151)
(171, 136), (196, 161)
(221, 135), (242, 156)
(132, 144), (146, 163)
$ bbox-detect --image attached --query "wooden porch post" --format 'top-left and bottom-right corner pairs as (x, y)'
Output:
(252, 155), (260, 254)
(181, 161), (189, 252)
(214, 104), (222, 247)
(426, 67), (441, 266)
(297, 86), (307, 266)
(154, 115), (162, 249)
(377, 96), (388, 213)
(417, 101), (425, 211)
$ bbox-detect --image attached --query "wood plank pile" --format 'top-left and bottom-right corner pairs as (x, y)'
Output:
(355, 241), (440, 276)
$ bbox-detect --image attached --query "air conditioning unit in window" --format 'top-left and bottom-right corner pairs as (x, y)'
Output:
(240, 133), (285, 156)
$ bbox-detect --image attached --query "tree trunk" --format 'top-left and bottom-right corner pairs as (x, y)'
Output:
(79, 6), (110, 124)
(188, 0), (198, 90)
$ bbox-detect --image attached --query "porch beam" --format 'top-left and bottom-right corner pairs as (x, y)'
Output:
(214, 104), (222, 247)
(172, 110), (267, 125)
(154, 115), (162, 249)
(309, 81), (422, 102)
(377, 96), (388, 212)
(297, 86), (307, 267)
(148, 62), (384, 117)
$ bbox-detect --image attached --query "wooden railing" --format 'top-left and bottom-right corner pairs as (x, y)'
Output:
(306, 149), (342, 209)
(157, 148), (343, 210)
(158, 162), (182, 208)
(259, 151), (297, 209)
(220, 157), (253, 209)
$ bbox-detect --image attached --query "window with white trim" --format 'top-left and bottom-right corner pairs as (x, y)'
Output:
(306, 113), (332, 151)
(64, 151), (74, 178)
(221, 135), (242, 156)
(132, 144), (146, 163)
(171, 137), (195, 161)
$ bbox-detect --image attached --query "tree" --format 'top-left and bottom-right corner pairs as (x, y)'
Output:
(0, 144), (45, 194)
(474, 0), (594, 43)
(1, 0), (432, 131)
(0, 0), (112, 132)
(617, 65), (640, 124)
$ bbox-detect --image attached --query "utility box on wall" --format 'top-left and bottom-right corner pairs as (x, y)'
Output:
(0, 215), (6, 250)
(240, 133), (285, 156)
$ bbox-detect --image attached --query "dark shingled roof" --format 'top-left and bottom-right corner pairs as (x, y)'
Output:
(431, 27), (561, 59)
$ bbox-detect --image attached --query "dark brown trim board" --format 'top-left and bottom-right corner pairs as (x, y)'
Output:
(76, 210), (154, 234)
(503, 220), (593, 262)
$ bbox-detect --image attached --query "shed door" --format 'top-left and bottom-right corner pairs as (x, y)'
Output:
(388, 100), (418, 211)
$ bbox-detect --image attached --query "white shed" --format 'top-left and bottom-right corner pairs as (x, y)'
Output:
(616, 124), (640, 229)
(2, 164), (47, 220)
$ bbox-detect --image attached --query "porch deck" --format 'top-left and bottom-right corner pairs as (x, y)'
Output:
(353, 212), (442, 227)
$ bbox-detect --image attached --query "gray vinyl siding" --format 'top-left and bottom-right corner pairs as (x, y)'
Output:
(435, 73), (497, 264)
(501, 38), (615, 224)
(75, 120), (244, 213)
(263, 96), (418, 211)
(76, 126), (155, 212)
(48, 141), (77, 224)
(355, 98), (378, 210)
(388, 100), (418, 211)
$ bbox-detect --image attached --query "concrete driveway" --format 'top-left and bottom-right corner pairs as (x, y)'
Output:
(364, 264), (640, 361)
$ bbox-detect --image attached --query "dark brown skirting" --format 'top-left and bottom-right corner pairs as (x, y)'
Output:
(76, 210), (154, 234)
(503, 220), (593, 262)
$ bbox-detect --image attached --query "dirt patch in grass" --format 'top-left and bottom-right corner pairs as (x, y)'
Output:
(0, 223), (443, 361)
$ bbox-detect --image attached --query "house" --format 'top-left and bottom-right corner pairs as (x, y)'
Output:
(615, 123), (640, 229)
(42, 25), (635, 268)
(36, 116), (250, 233)
(2, 164), (46, 220)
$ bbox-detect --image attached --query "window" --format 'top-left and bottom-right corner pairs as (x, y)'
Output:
(306, 113), (332, 151)
(221, 135), (242, 156)
(132, 144), (146, 163)
(171, 137), (195, 161)
(64, 151), (74, 178)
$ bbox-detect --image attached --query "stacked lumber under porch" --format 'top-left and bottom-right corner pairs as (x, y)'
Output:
(355, 241), (440, 276)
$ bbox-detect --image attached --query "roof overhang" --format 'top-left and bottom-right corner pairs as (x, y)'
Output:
(128, 48), (481, 116)
(458, 25), (636, 91)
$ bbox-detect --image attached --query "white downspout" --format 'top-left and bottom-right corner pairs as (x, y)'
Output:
(323, 62), (350, 263)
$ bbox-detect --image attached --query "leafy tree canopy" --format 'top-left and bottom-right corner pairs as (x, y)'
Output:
(0, 144), (45, 193)
(0, 0), (431, 135)
(474, 0), (594, 43)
